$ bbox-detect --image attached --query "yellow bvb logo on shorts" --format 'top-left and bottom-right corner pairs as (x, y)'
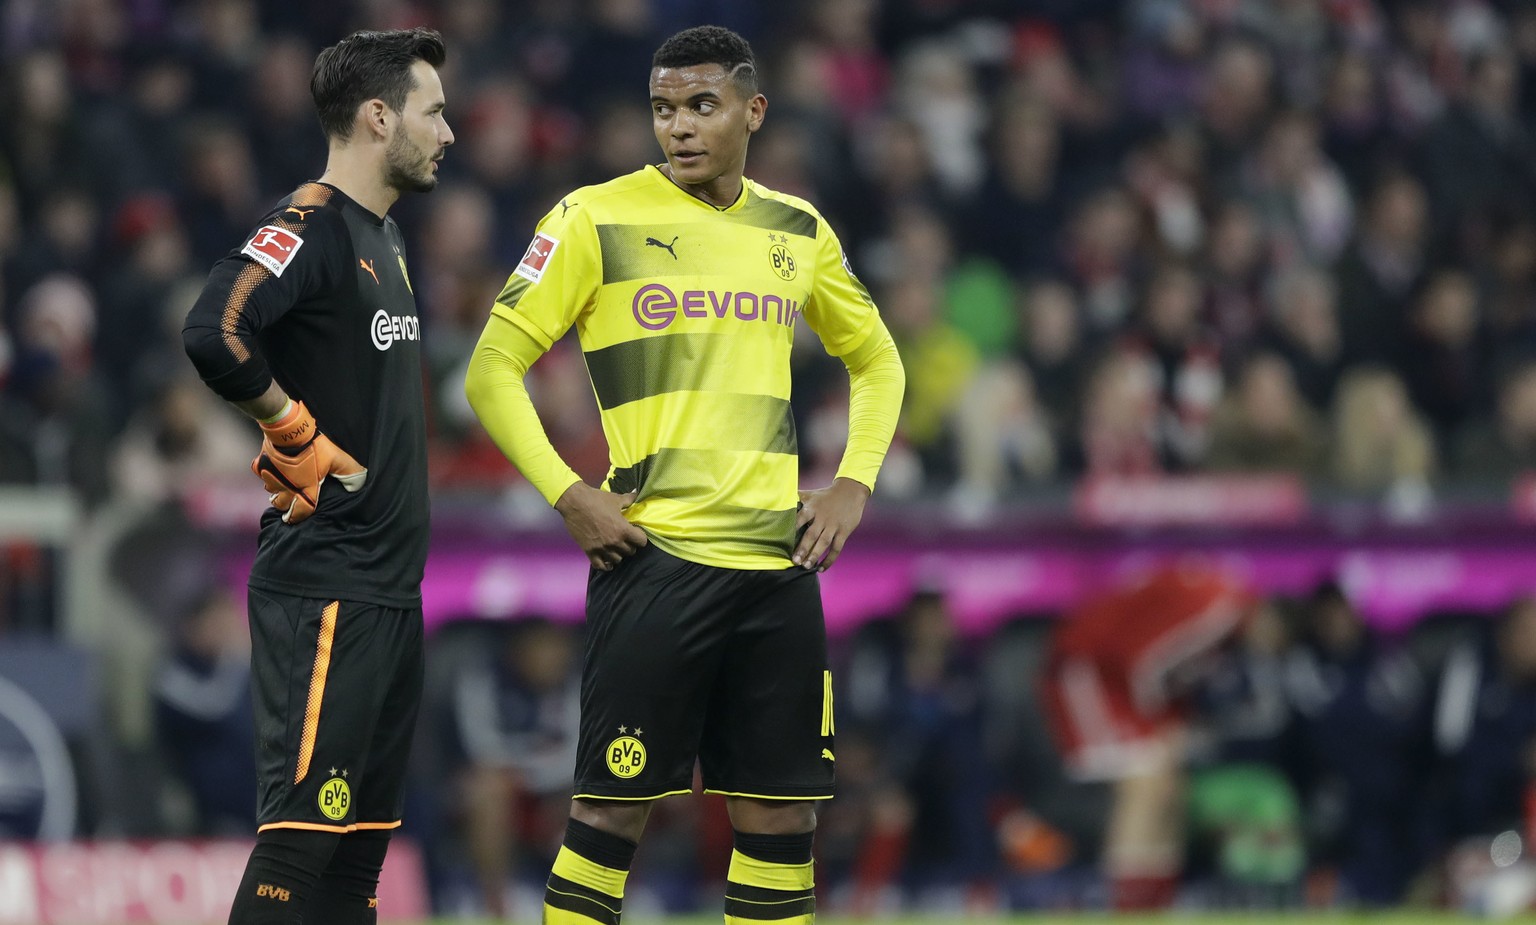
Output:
(606, 736), (646, 779)
(318, 777), (350, 821)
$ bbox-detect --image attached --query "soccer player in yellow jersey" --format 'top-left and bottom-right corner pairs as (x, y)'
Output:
(464, 25), (904, 924)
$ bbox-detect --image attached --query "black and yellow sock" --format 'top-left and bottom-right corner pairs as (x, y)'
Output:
(724, 830), (816, 924)
(544, 818), (637, 925)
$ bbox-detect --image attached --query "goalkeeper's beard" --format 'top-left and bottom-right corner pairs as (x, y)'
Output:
(384, 128), (437, 194)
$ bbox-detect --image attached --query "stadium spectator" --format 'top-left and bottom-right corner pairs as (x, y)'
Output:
(1201, 199), (1268, 351)
(883, 269), (977, 484)
(964, 92), (1065, 278)
(1186, 602), (1306, 903)
(1333, 170), (1431, 366)
(152, 586), (255, 835)
(9, 273), (111, 504)
(244, 36), (327, 203)
(1420, 46), (1536, 256)
(1455, 360), (1536, 482)
(1124, 262), (1224, 469)
(1398, 268), (1489, 445)
(1063, 187), (1144, 335)
(1078, 344), (1161, 476)
(1260, 265), (1346, 412)
(1204, 352), (1327, 476)
(176, 118), (261, 269)
(94, 193), (193, 414)
(836, 587), (994, 906)
(952, 362), (1057, 515)
(447, 619), (579, 918)
(110, 373), (254, 505)
(1199, 39), (1275, 180)
(1240, 109), (1354, 268)
(1013, 277), (1089, 450)
(1318, 50), (1392, 192)
(1284, 583), (1433, 905)
(1039, 564), (1254, 910)
(1330, 366), (1437, 495)
(1429, 598), (1536, 851)
(1481, 215), (1536, 362)
(0, 50), (92, 216)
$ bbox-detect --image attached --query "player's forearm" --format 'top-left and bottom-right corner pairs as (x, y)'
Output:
(231, 381), (292, 423)
(182, 320), (275, 404)
(464, 317), (582, 506)
(836, 318), (905, 490)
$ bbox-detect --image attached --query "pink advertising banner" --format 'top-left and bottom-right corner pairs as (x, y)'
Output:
(0, 839), (428, 924)
(402, 539), (1536, 635)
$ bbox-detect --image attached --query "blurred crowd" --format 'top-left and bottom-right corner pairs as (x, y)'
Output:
(4, 0), (1536, 916)
(4, 0), (1536, 514)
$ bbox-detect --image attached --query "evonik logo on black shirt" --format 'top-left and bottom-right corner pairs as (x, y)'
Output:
(371, 308), (420, 351)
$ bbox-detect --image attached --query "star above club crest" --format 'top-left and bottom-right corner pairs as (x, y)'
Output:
(634, 727), (643, 736)
(341, 769), (349, 778)
(329, 767), (337, 776)
(618, 725), (628, 733)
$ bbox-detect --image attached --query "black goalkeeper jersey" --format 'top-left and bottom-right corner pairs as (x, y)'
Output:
(183, 182), (428, 608)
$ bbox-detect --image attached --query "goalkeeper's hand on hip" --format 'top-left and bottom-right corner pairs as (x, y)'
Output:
(251, 400), (367, 524)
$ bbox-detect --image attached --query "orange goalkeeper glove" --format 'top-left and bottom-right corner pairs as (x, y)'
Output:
(251, 400), (367, 524)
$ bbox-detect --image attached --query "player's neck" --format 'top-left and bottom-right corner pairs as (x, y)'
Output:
(318, 151), (398, 220)
(658, 164), (742, 209)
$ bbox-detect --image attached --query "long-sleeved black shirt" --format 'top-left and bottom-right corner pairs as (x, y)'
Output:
(183, 182), (428, 607)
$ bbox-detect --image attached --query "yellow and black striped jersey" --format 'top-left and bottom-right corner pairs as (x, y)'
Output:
(491, 165), (884, 569)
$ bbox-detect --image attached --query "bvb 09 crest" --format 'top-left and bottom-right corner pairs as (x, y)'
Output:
(318, 777), (350, 820)
(606, 735), (646, 779)
(769, 240), (796, 281)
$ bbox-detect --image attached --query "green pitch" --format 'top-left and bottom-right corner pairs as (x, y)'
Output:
(427, 909), (1480, 915)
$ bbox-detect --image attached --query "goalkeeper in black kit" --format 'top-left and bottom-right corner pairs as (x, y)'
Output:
(181, 28), (452, 925)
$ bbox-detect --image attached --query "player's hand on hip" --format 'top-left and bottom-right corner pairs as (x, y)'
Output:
(251, 401), (368, 525)
(794, 477), (871, 571)
(554, 483), (648, 571)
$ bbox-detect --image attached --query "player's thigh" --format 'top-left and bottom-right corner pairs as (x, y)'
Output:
(575, 545), (735, 798)
(698, 568), (834, 799)
(353, 606), (425, 826)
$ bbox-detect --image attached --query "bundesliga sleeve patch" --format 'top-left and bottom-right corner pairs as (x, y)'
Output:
(514, 231), (559, 284)
(242, 225), (305, 277)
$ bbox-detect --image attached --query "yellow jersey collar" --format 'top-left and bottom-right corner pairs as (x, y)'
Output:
(646, 164), (750, 213)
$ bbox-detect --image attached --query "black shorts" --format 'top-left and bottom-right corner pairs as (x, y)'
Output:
(574, 545), (835, 801)
(247, 588), (424, 834)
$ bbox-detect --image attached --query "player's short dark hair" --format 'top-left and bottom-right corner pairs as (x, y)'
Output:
(652, 25), (758, 96)
(311, 28), (446, 141)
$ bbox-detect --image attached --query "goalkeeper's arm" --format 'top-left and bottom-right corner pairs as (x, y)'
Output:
(182, 214), (361, 523)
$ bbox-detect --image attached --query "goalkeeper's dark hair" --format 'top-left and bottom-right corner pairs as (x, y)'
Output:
(652, 25), (758, 96)
(311, 28), (446, 141)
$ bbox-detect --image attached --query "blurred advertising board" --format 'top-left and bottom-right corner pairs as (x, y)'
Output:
(196, 476), (1536, 634)
(0, 839), (427, 924)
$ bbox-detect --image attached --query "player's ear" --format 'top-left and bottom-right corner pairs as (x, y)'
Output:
(747, 93), (766, 134)
(360, 98), (391, 142)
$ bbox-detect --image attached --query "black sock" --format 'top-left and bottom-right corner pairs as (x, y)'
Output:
(227, 829), (340, 925)
(304, 829), (391, 924)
